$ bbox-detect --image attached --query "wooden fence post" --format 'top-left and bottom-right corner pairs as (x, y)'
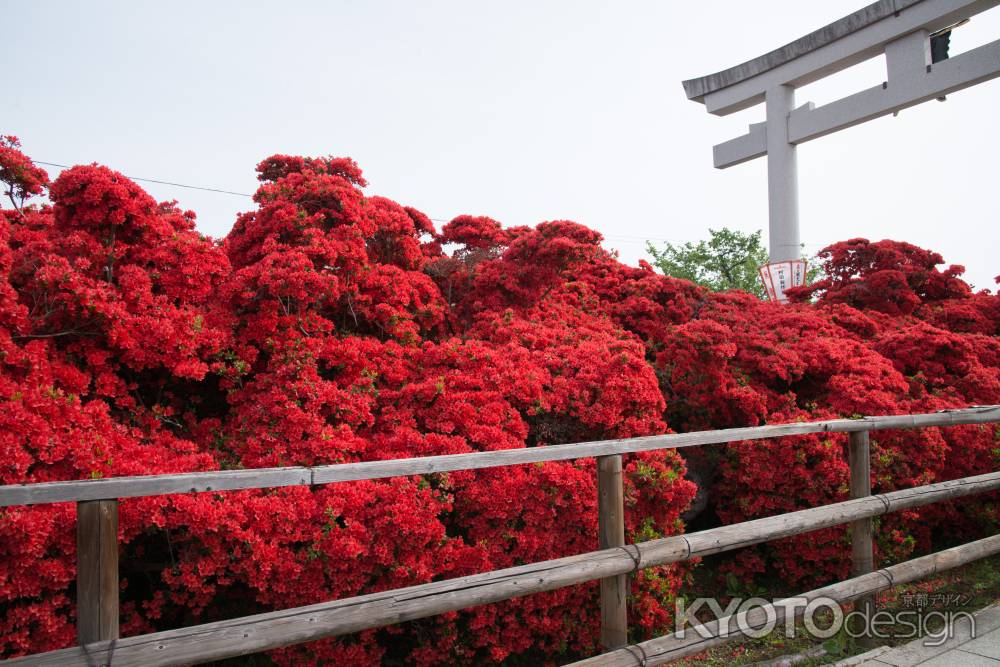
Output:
(597, 454), (628, 649)
(77, 499), (119, 646)
(848, 431), (875, 646)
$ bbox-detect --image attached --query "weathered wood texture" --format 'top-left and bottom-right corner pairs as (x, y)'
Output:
(597, 455), (628, 649)
(849, 431), (874, 575)
(2, 406), (997, 507)
(0, 467), (311, 508)
(848, 431), (876, 646)
(568, 534), (1000, 666)
(76, 500), (118, 645)
(7, 470), (999, 667)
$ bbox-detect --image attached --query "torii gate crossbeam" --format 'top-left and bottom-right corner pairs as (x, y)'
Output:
(682, 0), (1000, 265)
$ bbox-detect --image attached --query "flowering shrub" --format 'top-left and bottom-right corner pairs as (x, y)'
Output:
(0, 138), (997, 663)
(0, 137), (48, 213)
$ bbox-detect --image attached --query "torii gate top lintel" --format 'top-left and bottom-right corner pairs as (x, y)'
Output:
(680, 0), (1000, 274)
(681, 0), (948, 112)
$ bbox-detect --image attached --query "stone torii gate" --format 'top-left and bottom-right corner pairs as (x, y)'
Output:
(682, 0), (1000, 296)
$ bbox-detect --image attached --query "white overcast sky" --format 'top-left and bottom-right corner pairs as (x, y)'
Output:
(3, 1), (998, 289)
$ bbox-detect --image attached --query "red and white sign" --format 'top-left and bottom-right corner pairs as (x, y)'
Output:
(759, 259), (807, 303)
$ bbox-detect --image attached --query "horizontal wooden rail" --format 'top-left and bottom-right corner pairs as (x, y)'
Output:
(2, 406), (997, 507)
(570, 534), (1000, 666)
(7, 470), (999, 667)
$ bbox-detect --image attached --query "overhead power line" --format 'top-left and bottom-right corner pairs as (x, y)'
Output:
(35, 161), (253, 197)
(33, 160), (822, 249)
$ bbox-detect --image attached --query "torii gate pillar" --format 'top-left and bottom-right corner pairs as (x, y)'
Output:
(765, 85), (801, 263)
(682, 0), (1000, 278)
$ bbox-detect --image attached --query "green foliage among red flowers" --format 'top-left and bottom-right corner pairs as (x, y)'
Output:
(1, 137), (998, 664)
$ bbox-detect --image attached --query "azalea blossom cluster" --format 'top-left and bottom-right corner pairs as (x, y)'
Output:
(0, 139), (997, 664)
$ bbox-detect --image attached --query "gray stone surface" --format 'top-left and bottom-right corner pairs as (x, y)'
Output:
(681, 0), (923, 100)
(962, 630), (1000, 660)
(835, 605), (1000, 666)
(917, 648), (1000, 665)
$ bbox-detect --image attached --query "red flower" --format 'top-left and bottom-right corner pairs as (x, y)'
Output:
(1, 139), (997, 664)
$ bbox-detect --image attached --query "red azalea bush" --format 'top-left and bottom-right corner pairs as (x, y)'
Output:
(0, 138), (998, 663)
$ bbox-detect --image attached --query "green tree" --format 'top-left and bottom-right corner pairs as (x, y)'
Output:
(647, 228), (769, 297)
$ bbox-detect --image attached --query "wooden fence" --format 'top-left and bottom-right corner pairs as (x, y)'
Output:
(1, 405), (999, 666)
